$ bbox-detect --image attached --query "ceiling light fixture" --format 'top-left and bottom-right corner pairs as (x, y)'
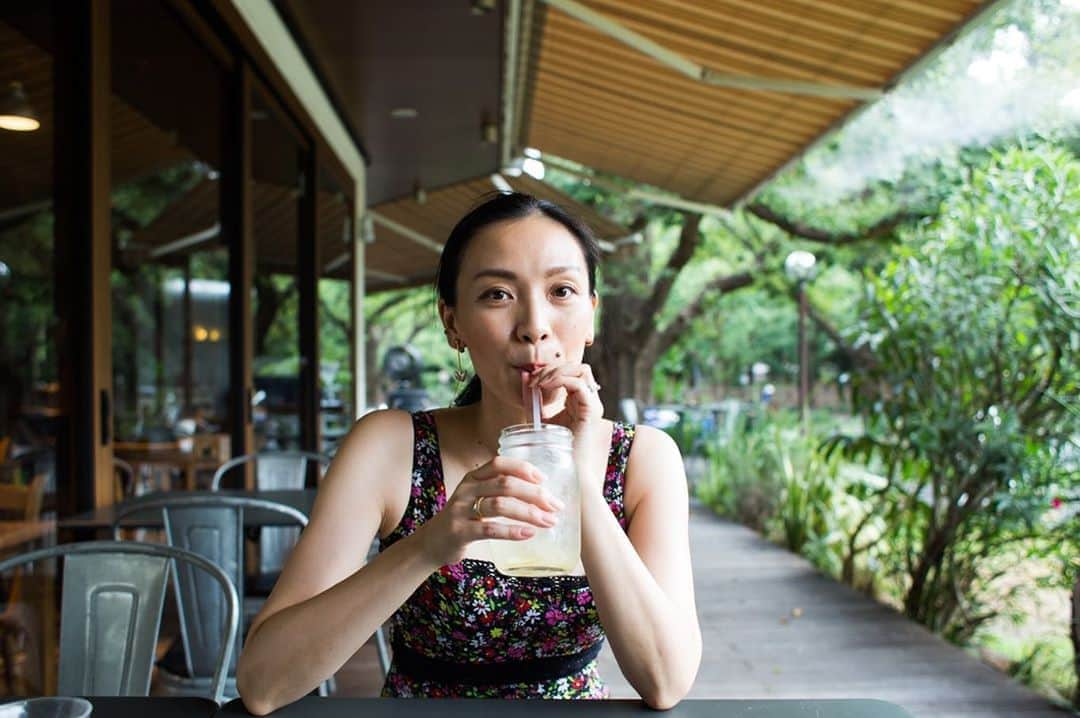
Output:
(0, 82), (40, 132)
(390, 107), (418, 119)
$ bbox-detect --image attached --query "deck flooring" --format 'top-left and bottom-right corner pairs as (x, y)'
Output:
(335, 502), (1072, 717)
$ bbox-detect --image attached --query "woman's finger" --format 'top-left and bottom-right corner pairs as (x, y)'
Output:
(472, 494), (558, 528)
(465, 456), (545, 484)
(538, 373), (596, 401)
(475, 521), (537, 541)
(468, 474), (565, 513)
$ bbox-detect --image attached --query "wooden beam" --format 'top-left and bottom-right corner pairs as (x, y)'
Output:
(352, 194), (366, 416)
(368, 211), (443, 254)
(541, 0), (883, 100)
(224, 62), (255, 463)
(207, 0), (362, 191)
(53, 0), (113, 514)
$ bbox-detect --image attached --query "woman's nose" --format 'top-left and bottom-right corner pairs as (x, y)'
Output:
(517, 327), (550, 344)
(515, 302), (551, 344)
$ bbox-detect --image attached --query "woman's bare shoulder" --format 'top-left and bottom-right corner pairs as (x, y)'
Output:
(623, 424), (685, 510)
(331, 408), (415, 485)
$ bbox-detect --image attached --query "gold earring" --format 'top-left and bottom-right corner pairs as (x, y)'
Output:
(453, 345), (469, 384)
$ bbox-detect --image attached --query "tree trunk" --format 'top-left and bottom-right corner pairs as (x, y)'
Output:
(592, 344), (643, 420)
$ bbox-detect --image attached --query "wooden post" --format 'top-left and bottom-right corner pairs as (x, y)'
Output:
(298, 147), (320, 472)
(224, 62), (254, 474)
(53, 0), (113, 514)
(352, 190), (366, 418)
(182, 257), (193, 412)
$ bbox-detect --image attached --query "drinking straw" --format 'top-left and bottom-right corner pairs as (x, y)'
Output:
(531, 386), (542, 430)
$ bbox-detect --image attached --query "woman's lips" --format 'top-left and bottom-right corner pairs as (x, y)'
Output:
(513, 363), (546, 373)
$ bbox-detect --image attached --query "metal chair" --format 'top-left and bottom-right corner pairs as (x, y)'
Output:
(210, 450), (330, 491)
(112, 495), (314, 698)
(0, 541), (238, 704)
(210, 451), (329, 594)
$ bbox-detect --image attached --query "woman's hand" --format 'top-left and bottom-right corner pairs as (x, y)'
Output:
(526, 362), (608, 496)
(415, 456), (565, 567)
(526, 361), (604, 435)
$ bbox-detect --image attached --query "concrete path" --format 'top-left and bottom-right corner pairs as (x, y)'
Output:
(596, 503), (1071, 717)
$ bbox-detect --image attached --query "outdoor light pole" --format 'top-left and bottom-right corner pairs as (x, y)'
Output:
(785, 250), (816, 430)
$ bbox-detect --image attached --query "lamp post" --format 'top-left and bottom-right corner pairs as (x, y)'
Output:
(784, 250), (816, 429)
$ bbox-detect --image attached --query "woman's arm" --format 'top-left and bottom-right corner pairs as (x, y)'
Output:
(236, 410), (563, 715)
(236, 409), (432, 714)
(579, 425), (701, 710)
(531, 365), (702, 709)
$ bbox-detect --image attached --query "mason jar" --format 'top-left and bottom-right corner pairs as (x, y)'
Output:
(490, 423), (581, 577)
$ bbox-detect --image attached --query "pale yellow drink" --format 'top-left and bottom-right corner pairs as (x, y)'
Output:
(490, 423), (580, 577)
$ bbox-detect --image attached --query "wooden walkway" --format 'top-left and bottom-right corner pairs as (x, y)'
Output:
(336, 502), (1071, 717)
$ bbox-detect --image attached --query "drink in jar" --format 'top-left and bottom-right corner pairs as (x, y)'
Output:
(489, 423), (580, 577)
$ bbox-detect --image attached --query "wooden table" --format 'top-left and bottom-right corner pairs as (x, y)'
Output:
(114, 442), (222, 491)
(216, 698), (915, 717)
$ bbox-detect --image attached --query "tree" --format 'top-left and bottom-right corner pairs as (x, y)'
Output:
(551, 168), (922, 410)
(829, 142), (1079, 643)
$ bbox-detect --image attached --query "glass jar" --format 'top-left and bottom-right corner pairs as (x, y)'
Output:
(490, 423), (580, 577)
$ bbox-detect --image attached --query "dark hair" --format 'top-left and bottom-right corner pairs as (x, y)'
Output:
(436, 192), (601, 406)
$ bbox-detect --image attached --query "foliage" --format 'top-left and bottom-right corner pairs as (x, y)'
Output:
(695, 411), (885, 584)
(828, 141), (1079, 641)
(695, 415), (783, 533)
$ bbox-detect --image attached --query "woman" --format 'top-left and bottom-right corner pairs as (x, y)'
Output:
(236, 193), (701, 713)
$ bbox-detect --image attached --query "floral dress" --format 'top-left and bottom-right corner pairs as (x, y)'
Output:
(378, 410), (635, 699)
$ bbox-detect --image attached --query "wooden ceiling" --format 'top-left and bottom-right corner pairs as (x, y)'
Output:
(0, 16), (191, 220)
(519, 0), (987, 206)
(272, 0), (504, 206)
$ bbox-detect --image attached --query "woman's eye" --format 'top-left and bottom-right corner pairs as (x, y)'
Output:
(552, 285), (576, 298)
(482, 288), (511, 301)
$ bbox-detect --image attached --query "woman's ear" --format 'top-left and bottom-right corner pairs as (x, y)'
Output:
(438, 299), (461, 348)
(586, 293), (598, 345)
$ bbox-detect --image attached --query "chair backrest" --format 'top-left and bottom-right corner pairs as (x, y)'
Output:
(210, 450), (329, 491)
(0, 540), (238, 704)
(0, 473), (45, 520)
(112, 496), (307, 679)
(210, 452), (326, 575)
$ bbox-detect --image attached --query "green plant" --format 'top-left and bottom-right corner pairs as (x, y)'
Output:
(833, 141), (1079, 645)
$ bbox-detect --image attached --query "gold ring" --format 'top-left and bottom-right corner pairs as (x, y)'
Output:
(472, 496), (486, 519)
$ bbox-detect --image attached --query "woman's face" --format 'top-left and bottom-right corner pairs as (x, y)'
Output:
(441, 213), (597, 410)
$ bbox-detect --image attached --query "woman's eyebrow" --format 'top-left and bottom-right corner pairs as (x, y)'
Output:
(471, 265), (582, 281)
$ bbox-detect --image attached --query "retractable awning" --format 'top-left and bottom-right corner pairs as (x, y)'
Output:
(514, 0), (989, 206)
